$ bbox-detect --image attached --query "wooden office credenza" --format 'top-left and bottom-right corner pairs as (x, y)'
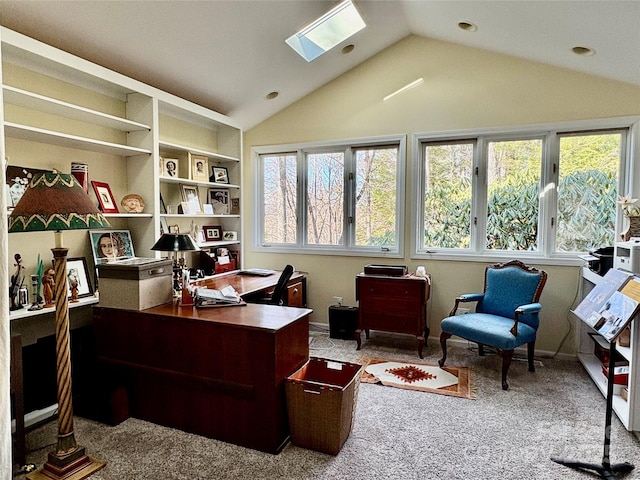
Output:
(355, 273), (430, 358)
(93, 302), (311, 454)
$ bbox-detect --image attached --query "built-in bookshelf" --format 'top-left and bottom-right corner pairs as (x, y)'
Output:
(576, 267), (639, 433)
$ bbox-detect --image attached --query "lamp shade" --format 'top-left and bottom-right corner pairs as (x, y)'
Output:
(8, 172), (111, 232)
(151, 233), (200, 252)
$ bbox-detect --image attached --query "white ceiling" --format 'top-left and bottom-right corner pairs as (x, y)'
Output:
(1, 0), (639, 130)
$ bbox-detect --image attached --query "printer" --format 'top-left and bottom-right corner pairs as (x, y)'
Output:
(614, 239), (640, 274)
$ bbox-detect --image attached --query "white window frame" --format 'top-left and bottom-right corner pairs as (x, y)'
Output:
(253, 135), (406, 257)
(411, 116), (640, 265)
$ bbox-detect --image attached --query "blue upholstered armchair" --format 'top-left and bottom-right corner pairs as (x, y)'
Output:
(439, 260), (547, 390)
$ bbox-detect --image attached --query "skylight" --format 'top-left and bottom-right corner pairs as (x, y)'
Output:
(286, 0), (366, 62)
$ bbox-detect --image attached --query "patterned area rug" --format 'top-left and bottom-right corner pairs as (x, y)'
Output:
(361, 357), (476, 399)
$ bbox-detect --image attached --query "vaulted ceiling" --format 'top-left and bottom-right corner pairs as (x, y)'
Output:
(1, 0), (639, 130)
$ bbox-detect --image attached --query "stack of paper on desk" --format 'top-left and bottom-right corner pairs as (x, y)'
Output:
(195, 285), (243, 307)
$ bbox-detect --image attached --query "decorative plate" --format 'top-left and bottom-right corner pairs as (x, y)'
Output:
(121, 193), (145, 213)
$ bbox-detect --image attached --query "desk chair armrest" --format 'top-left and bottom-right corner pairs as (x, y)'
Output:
(449, 293), (484, 316)
(510, 302), (542, 336)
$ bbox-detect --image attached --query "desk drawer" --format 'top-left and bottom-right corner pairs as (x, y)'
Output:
(287, 281), (304, 307)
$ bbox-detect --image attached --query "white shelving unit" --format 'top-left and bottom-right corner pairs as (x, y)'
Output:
(1, 25), (242, 272)
(1, 25), (243, 426)
(577, 267), (639, 433)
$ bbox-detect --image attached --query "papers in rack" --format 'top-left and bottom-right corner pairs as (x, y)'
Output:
(195, 285), (242, 306)
(575, 270), (640, 342)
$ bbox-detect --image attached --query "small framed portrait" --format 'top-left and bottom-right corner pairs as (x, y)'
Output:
(163, 158), (179, 177)
(191, 154), (208, 181)
(66, 257), (93, 299)
(91, 181), (119, 213)
(208, 188), (229, 214)
(203, 225), (223, 242)
(223, 231), (238, 241)
(180, 184), (201, 213)
(89, 230), (136, 265)
(210, 166), (229, 184)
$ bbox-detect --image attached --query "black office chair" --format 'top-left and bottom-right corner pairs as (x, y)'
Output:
(252, 265), (295, 305)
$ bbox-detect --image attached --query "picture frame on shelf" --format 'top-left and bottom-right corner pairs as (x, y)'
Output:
(163, 158), (179, 177)
(191, 154), (209, 181)
(66, 257), (93, 299)
(223, 231), (237, 241)
(160, 193), (167, 214)
(203, 225), (223, 242)
(208, 188), (229, 214)
(210, 166), (229, 184)
(5, 165), (49, 211)
(230, 197), (240, 215)
(203, 203), (214, 215)
(160, 216), (169, 235)
(180, 184), (201, 213)
(88, 230), (136, 265)
(91, 181), (119, 214)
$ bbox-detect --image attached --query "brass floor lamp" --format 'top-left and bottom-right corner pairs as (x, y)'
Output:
(9, 172), (109, 480)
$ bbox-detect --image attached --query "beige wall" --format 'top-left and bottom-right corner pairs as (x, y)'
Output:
(243, 35), (640, 357)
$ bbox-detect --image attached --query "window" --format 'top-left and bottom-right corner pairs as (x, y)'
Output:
(255, 136), (405, 256)
(414, 118), (638, 259)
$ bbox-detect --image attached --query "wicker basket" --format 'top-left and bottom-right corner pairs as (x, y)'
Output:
(285, 357), (362, 455)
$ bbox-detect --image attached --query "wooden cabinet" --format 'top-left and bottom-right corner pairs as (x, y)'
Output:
(355, 273), (430, 358)
(577, 267), (639, 433)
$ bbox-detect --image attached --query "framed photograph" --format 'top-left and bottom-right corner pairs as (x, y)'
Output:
(203, 225), (223, 242)
(223, 231), (237, 241)
(89, 230), (136, 265)
(230, 197), (240, 215)
(5, 165), (50, 210)
(210, 166), (229, 184)
(159, 216), (170, 235)
(191, 154), (208, 181)
(91, 181), (119, 213)
(208, 188), (229, 214)
(180, 184), (201, 213)
(66, 257), (93, 299)
(163, 158), (179, 177)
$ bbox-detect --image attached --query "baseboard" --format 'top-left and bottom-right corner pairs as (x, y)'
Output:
(308, 322), (577, 362)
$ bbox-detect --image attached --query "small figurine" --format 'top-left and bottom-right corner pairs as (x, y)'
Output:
(43, 268), (56, 308)
(9, 253), (25, 311)
(70, 280), (79, 303)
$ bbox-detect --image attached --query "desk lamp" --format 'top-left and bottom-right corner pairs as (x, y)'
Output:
(150, 232), (200, 295)
(9, 172), (109, 480)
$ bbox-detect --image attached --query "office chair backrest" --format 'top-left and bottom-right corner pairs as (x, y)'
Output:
(270, 265), (295, 305)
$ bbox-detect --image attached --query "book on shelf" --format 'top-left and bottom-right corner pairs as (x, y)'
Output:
(577, 272), (640, 342)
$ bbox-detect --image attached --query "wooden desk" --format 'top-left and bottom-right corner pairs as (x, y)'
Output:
(355, 273), (430, 358)
(196, 270), (307, 307)
(93, 302), (311, 454)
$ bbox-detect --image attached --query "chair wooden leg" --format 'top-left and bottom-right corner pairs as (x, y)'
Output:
(438, 331), (452, 367)
(527, 341), (536, 372)
(501, 349), (514, 390)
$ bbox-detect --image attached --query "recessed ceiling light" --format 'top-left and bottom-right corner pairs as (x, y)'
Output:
(341, 44), (355, 55)
(266, 91), (279, 100)
(572, 46), (595, 56)
(458, 21), (477, 32)
(285, 0), (366, 62)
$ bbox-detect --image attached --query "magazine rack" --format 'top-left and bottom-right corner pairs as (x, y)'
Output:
(551, 269), (638, 478)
